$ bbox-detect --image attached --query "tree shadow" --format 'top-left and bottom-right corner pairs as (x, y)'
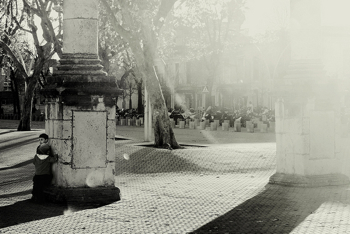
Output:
(115, 146), (205, 174)
(191, 183), (350, 233)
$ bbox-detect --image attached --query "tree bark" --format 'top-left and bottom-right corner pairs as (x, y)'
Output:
(101, 0), (180, 148)
(136, 42), (181, 149)
(129, 93), (132, 109)
(137, 81), (143, 114)
(17, 77), (37, 131)
(10, 69), (21, 116)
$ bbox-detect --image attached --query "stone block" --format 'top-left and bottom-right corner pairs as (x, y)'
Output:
(200, 121), (206, 130)
(53, 120), (62, 139)
(301, 117), (309, 135)
(107, 106), (116, 120)
(309, 111), (334, 159)
(305, 159), (339, 175)
(179, 121), (185, 129)
(194, 119), (200, 126)
(189, 122), (195, 129)
(45, 120), (50, 136)
(235, 122), (241, 132)
(63, 106), (73, 120)
(72, 111), (107, 169)
(44, 186), (120, 205)
(63, 19), (98, 54)
(62, 120), (72, 139)
(107, 120), (116, 139)
(64, 0), (98, 19)
(210, 122), (217, 131)
(49, 120), (54, 138)
(260, 124), (268, 133)
(120, 118), (126, 126)
(214, 120), (220, 127)
(106, 138), (115, 161)
(45, 104), (49, 120)
(52, 138), (72, 163)
(222, 122), (229, 131)
(247, 122), (254, 133)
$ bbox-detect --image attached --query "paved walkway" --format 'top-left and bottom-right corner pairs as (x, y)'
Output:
(1, 122), (350, 233)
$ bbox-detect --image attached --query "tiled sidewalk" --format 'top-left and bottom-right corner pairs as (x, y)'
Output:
(2, 124), (350, 233)
(1, 142), (276, 233)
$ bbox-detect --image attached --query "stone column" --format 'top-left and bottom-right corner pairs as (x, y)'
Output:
(269, 0), (349, 187)
(42, 0), (122, 204)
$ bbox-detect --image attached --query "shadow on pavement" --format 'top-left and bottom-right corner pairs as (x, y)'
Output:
(116, 146), (204, 174)
(191, 184), (350, 233)
(0, 159), (32, 171)
(0, 199), (99, 229)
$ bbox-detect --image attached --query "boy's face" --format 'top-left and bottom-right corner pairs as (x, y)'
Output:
(39, 137), (48, 145)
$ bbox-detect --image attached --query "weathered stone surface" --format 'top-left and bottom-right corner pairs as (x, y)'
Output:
(40, 0), (120, 203)
(269, 173), (349, 187)
(44, 186), (120, 205)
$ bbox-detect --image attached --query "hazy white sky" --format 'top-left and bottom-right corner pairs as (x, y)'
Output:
(242, 0), (289, 36)
(321, 0), (350, 26)
(242, 0), (350, 36)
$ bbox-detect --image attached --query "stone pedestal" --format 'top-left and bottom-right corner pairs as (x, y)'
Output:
(200, 121), (206, 130)
(210, 122), (217, 131)
(179, 121), (185, 129)
(41, 0), (122, 204)
(260, 124), (268, 133)
(189, 121), (195, 129)
(194, 119), (200, 126)
(246, 121), (254, 133)
(270, 0), (350, 187)
(222, 122), (229, 131)
(270, 60), (349, 187)
(214, 120), (220, 127)
(235, 122), (241, 132)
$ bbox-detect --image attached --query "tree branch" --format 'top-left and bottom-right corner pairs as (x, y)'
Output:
(100, 0), (133, 42)
(154, 0), (178, 33)
(0, 40), (28, 79)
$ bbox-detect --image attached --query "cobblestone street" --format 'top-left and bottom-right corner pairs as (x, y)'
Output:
(1, 121), (350, 233)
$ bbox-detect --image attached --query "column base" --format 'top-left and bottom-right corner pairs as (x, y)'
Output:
(269, 173), (349, 187)
(44, 186), (120, 205)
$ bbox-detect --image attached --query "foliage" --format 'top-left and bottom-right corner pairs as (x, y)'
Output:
(101, 0), (180, 148)
(0, 0), (63, 130)
(156, 0), (248, 108)
(159, 0), (247, 61)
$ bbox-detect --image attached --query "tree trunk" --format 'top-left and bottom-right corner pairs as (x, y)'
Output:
(141, 49), (181, 149)
(17, 77), (37, 131)
(129, 94), (132, 109)
(137, 81), (143, 114)
(10, 69), (21, 116)
(101, 0), (180, 148)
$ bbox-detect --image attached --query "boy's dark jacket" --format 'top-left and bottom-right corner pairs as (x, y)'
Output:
(33, 143), (56, 175)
